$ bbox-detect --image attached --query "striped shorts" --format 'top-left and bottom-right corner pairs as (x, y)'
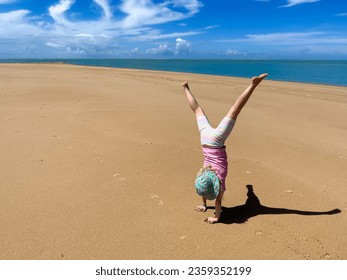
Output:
(197, 116), (235, 147)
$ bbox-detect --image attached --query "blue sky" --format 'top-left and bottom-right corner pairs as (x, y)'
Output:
(0, 0), (346, 59)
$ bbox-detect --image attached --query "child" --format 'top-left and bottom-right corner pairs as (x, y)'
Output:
(182, 74), (268, 224)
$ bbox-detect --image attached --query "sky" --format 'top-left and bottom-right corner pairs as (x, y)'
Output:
(0, 0), (346, 59)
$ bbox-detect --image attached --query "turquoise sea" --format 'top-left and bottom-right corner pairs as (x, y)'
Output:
(1, 59), (347, 87)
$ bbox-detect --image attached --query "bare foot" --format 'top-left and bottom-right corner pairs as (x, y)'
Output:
(182, 81), (189, 90)
(195, 205), (207, 212)
(252, 73), (268, 86)
(205, 217), (219, 224)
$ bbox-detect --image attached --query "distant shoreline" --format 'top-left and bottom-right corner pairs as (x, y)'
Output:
(1, 59), (347, 87)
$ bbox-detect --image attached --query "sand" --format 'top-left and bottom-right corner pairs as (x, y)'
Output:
(0, 63), (346, 260)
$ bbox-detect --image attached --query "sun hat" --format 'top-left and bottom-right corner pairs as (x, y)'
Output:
(194, 166), (221, 200)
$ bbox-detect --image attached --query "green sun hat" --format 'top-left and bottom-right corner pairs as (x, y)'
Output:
(194, 167), (221, 200)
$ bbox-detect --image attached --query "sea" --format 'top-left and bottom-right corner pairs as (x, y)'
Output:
(1, 59), (346, 87)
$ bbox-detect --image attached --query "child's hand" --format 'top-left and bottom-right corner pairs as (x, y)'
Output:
(205, 217), (219, 224)
(195, 205), (207, 212)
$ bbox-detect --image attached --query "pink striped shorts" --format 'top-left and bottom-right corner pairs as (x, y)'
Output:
(202, 146), (228, 192)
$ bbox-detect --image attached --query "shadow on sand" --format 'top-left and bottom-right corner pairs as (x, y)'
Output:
(216, 185), (341, 224)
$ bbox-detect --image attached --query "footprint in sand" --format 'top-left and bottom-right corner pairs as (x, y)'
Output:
(321, 253), (332, 260)
(112, 173), (126, 181)
(151, 195), (163, 206)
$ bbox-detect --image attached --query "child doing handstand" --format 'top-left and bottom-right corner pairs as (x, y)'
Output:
(182, 73), (268, 224)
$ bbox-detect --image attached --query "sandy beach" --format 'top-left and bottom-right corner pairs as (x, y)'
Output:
(0, 63), (346, 260)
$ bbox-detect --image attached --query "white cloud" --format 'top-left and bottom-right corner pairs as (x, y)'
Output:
(47, 0), (114, 31)
(131, 30), (201, 40)
(336, 13), (347, 16)
(245, 32), (323, 43)
(93, 0), (112, 19)
(45, 42), (64, 48)
(214, 31), (347, 58)
(119, 0), (202, 29)
(146, 44), (173, 55)
(0, 0), (204, 57)
(219, 32), (347, 45)
(145, 37), (192, 56)
(226, 49), (247, 56)
(280, 0), (320, 8)
(171, 0), (203, 15)
(175, 37), (191, 54)
(48, 0), (75, 26)
(119, 0), (163, 29)
(44, 0), (203, 39)
(0, 10), (45, 37)
(43, 0), (205, 36)
(0, 9), (30, 23)
(202, 25), (220, 30)
(66, 46), (86, 55)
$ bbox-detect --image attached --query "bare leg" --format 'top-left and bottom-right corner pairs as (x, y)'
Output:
(205, 191), (224, 224)
(195, 197), (207, 212)
(182, 82), (205, 117)
(183, 82), (208, 212)
(226, 73), (268, 121)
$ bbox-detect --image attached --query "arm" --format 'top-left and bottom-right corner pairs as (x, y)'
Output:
(206, 191), (224, 224)
(195, 197), (207, 212)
